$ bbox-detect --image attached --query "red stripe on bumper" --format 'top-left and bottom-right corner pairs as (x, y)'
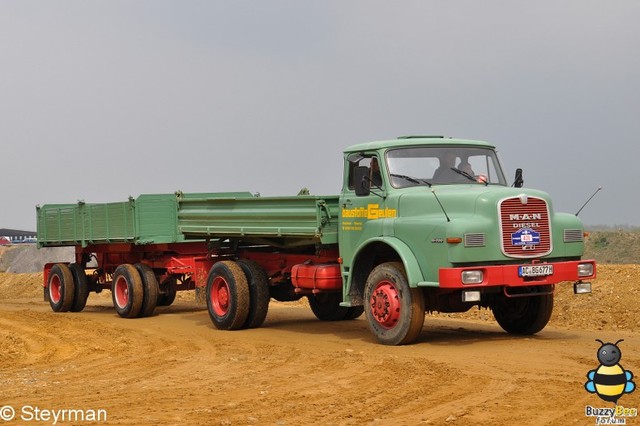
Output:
(439, 260), (596, 289)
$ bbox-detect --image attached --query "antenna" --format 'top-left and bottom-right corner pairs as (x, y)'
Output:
(431, 190), (451, 222)
(575, 186), (602, 216)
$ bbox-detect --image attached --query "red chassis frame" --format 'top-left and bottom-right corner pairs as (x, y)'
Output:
(42, 242), (341, 291)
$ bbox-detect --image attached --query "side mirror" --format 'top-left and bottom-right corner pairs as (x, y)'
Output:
(513, 168), (524, 188)
(354, 166), (371, 196)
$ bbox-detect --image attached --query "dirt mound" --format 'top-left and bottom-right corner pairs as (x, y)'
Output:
(0, 272), (43, 299)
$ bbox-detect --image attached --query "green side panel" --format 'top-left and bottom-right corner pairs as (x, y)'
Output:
(177, 195), (340, 245)
(36, 204), (83, 246)
(37, 201), (136, 247)
(134, 192), (256, 244)
(135, 194), (180, 244)
(83, 202), (136, 243)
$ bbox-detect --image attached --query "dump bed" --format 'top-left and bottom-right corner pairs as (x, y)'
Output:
(37, 192), (340, 248)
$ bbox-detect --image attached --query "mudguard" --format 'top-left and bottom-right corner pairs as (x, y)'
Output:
(352, 236), (425, 288)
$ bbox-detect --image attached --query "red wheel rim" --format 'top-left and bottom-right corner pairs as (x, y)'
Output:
(210, 276), (230, 316)
(369, 280), (401, 329)
(114, 276), (129, 308)
(49, 274), (61, 304)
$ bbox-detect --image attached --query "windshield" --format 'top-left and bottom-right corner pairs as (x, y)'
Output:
(386, 146), (507, 188)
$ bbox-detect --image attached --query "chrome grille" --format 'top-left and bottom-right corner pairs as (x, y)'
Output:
(499, 196), (552, 258)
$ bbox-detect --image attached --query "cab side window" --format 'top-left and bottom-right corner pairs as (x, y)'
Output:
(348, 156), (383, 190)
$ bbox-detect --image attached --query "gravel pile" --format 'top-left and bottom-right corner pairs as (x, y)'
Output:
(0, 245), (74, 273)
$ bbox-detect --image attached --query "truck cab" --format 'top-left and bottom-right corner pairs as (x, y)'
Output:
(338, 136), (595, 345)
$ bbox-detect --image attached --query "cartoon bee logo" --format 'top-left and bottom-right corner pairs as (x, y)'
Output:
(585, 339), (636, 404)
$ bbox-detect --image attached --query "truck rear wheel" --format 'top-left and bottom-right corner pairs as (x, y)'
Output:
(206, 261), (250, 330)
(237, 259), (270, 329)
(492, 293), (554, 335)
(48, 263), (76, 312)
(344, 306), (365, 320)
(134, 263), (159, 318)
(364, 262), (425, 345)
(69, 263), (90, 312)
(157, 276), (177, 306)
(112, 264), (144, 318)
(308, 292), (349, 321)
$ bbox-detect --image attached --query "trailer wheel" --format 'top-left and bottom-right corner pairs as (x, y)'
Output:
(47, 263), (76, 312)
(157, 276), (177, 307)
(69, 263), (90, 312)
(237, 259), (270, 329)
(492, 293), (554, 335)
(308, 292), (349, 321)
(134, 263), (159, 318)
(364, 262), (425, 345)
(206, 261), (250, 330)
(112, 264), (144, 318)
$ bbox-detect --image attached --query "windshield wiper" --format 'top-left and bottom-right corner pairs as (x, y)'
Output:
(450, 167), (488, 185)
(390, 173), (432, 187)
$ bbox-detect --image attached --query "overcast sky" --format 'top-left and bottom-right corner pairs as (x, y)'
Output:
(1, 1), (639, 231)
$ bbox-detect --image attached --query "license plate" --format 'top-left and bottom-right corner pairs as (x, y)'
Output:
(518, 265), (553, 277)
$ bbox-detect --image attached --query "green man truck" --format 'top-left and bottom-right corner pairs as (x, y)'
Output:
(37, 136), (596, 345)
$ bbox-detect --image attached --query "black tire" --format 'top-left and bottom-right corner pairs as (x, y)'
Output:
(364, 262), (425, 345)
(344, 305), (365, 320)
(47, 263), (75, 312)
(206, 261), (250, 330)
(237, 259), (270, 329)
(111, 264), (144, 318)
(134, 263), (159, 318)
(157, 276), (177, 307)
(308, 292), (349, 321)
(68, 263), (90, 312)
(492, 293), (554, 335)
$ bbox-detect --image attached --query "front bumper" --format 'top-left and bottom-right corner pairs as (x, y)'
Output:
(438, 259), (596, 289)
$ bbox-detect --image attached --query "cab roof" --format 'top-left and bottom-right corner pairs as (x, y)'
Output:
(343, 136), (495, 153)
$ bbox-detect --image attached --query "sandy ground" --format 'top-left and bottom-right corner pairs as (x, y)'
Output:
(0, 265), (639, 425)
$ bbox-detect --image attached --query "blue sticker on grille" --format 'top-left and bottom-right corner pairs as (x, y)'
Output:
(511, 228), (540, 246)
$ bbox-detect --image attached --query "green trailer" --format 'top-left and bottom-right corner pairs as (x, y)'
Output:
(37, 191), (339, 247)
(37, 136), (596, 345)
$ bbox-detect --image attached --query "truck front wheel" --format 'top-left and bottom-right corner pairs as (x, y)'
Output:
(364, 262), (425, 345)
(48, 263), (76, 312)
(206, 261), (250, 330)
(492, 293), (554, 335)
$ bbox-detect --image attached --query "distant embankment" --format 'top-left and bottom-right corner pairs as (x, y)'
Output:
(0, 245), (74, 273)
(584, 231), (640, 264)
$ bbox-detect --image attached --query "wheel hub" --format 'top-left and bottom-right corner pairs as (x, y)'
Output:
(211, 277), (230, 316)
(370, 281), (400, 329)
(114, 277), (129, 308)
(49, 275), (61, 304)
